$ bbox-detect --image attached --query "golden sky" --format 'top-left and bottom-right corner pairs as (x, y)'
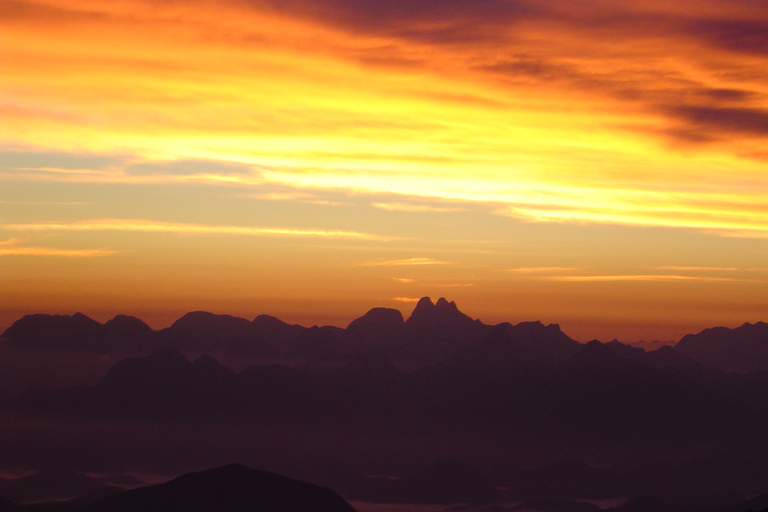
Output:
(2, 0), (768, 341)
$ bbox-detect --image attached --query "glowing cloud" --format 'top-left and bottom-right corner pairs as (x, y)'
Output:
(505, 267), (581, 273)
(546, 275), (754, 283)
(4, 219), (386, 240)
(0, 247), (117, 257)
(360, 258), (451, 266)
(371, 202), (465, 213)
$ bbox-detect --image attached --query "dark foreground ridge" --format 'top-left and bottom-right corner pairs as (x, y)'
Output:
(37, 464), (358, 512)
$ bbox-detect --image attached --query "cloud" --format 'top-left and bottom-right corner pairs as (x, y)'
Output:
(505, 267), (580, 273)
(251, 0), (540, 44)
(694, 18), (768, 55)
(393, 277), (415, 283)
(125, 159), (254, 176)
(0, 237), (116, 257)
(0, 149), (124, 173)
(3, 219), (387, 240)
(545, 274), (752, 283)
(653, 266), (739, 272)
(360, 257), (451, 266)
(391, 296), (421, 303)
(371, 202), (465, 213)
(664, 106), (768, 139)
(0, 247), (117, 257)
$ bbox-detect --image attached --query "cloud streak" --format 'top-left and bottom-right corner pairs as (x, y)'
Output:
(359, 257), (451, 266)
(0, 247), (117, 257)
(545, 275), (753, 283)
(3, 219), (387, 240)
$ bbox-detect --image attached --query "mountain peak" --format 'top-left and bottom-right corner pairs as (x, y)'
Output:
(80, 464), (358, 512)
(406, 297), (473, 327)
(347, 307), (404, 330)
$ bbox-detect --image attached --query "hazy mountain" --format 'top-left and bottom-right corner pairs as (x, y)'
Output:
(341, 458), (503, 505)
(0, 496), (18, 512)
(162, 312), (256, 352)
(2, 313), (104, 351)
(675, 321), (768, 373)
(0, 468), (114, 503)
(345, 307), (407, 351)
(76, 464), (357, 512)
(6, 300), (768, 512)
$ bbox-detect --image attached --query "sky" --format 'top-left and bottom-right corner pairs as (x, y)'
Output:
(2, 0), (768, 342)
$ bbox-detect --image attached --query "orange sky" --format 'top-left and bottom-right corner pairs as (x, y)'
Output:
(2, 0), (768, 341)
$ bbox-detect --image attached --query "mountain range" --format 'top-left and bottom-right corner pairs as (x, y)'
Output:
(4, 298), (768, 512)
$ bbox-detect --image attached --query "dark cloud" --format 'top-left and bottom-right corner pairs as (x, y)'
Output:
(694, 19), (768, 56)
(0, 0), (107, 24)
(251, 0), (541, 44)
(666, 105), (768, 138)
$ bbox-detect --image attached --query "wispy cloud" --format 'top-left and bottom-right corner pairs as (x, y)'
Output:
(372, 202), (465, 213)
(546, 275), (753, 283)
(241, 192), (347, 206)
(0, 237), (117, 257)
(653, 266), (739, 272)
(393, 277), (416, 283)
(0, 200), (90, 205)
(505, 267), (580, 273)
(0, 247), (117, 257)
(4, 219), (387, 240)
(359, 257), (451, 266)
(391, 297), (421, 303)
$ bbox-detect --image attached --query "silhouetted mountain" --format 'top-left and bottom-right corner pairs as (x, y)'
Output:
(606, 342), (711, 381)
(511, 498), (602, 512)
(496, 320), (581, 362)
(0, 468), (112, 503)
(513, 339), (768, 449)
(396, 297), (490, 366)
(676, 322), (768, 373)
(7, 300), (768, 512)
(77, 463), (357, 512)
(406, 297), (477, 331)
(2, 314), (103, 350)
(716, 492), (768, 512)
(492, 459), (625, 501)
(101, 315), (156, 350)
(610, 495), (681, 512)
(345, 307), (407, 351)
(0, 496), (18, 512)
(95, 474), (145, 489)
(163, 312), (255, 352)
(341, 459), (502, 505)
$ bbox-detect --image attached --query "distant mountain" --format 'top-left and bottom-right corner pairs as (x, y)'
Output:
(675, 322), (768, 372)
(2, 313), (103, 351)
(341, 459), (503, 505)
(345, 307), (407, 351)
(0, 496), (18, 512)
(494, 320), (581, 362)
(0, 468), (115, 503)
(162, 312), (257, 352)
(76, 464), (357, 512)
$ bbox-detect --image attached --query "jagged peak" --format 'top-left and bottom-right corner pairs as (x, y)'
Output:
(406, 297), (475, 327)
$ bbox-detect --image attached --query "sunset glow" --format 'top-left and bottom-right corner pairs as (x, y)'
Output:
(2, 0), (768, 341)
